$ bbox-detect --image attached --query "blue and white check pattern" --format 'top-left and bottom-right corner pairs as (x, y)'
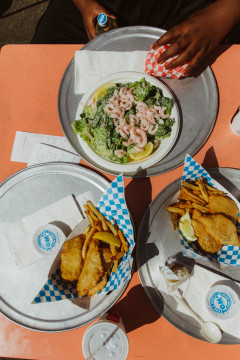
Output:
(97, 175), (134, 294)
(33, 175), (134, 303)
(179, 154), (240, 267)
(33, 270), (79, 304)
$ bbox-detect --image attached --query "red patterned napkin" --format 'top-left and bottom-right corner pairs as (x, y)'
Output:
(145, 44), (189, 79)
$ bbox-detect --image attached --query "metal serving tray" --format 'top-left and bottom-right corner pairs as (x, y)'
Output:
(58, 26), (219, 178)
(136, 168), (240, 344)
(0, 163), (130, 332)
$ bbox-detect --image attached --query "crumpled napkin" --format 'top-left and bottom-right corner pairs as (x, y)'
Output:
(75, 50), (147, 94)
(178, 264), (240, 338)
(2, 195), (83, 269)
(145, 44), (189, 79)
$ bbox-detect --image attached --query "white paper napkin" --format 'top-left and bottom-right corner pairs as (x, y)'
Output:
(75, 50), (148, 94)
(178, 265), (240, 338)
(2, 195), (83, 269)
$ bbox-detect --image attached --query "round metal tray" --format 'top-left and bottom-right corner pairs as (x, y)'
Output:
(136, 168), (240, 344)
(58, 26), (219, 178)
(0, 163), (130, 332)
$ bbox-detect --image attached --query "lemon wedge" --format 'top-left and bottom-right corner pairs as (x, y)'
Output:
(179, 211), (197, 242)
(94, 83), (116, 101)
(129, 142), (154, 161)
(93, 231), (121, 247)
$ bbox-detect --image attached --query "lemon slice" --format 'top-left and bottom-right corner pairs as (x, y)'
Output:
(179, 211), (197, 242)
(129, 142), (154, 161)
(93, 231), (121, 247)
(94, 83), (115, 101)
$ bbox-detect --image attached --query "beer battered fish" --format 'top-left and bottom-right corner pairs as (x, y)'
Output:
(191, 218), (222, 253)
(77, 239), (104, 297)
(208, 194), (239, 223)
(197, 213), (240, 246)
(61, 235), (84, 281)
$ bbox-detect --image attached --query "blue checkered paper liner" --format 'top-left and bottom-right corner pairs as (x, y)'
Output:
(33, 175), (134, 303)
(34, 270), (79, 303)
(97, 174), (134, 294)
(179, 154), (240, 266)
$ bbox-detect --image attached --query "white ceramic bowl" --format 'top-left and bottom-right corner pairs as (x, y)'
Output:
(75, 71), (180, 173)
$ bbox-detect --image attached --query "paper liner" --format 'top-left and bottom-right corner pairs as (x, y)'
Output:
(176, 154), (240, 266)
(145, 44), (189, 79)
(33, 175), (134, 304)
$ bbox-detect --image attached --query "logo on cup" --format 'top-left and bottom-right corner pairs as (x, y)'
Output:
(209, 291), (232, 314)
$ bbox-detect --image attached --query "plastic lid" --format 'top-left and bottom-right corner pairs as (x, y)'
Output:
(205, 284), (239, 320)
(82, 321), (129, 360)
(97, 13), (107, 26)
(33, 224), (65, 255)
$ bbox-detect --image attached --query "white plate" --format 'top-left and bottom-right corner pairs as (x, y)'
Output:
(75, 71), (180, 173)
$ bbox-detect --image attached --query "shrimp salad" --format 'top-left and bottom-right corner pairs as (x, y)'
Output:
(72, 78), (174, 164)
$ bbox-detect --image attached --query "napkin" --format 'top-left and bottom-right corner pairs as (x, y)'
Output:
(2, 195), (83, 268)
(75, 50), (147, 94)
(145, 45), (189, 79)
(178, 264), (240, 338)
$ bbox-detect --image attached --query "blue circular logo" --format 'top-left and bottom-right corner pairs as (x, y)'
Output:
(209, 291), (232, 314)
(37, 229), (57, 253)
(97, 13), (107, 26)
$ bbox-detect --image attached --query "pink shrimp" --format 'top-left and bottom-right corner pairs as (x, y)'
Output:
(111, 106), (125, 119)
(112, 118), (119, 127)
(119, 118), (126, 127)
(154, 105), (170, 119)
(140, 118), (150, 132)
(116, 125), (127, 138)
(122, 124), (131, 135)
(130, 127), (147, 147)
(133, 145), (145, 152)
(104, 103), (114, 113)
(115, 149), (126, 158)
(148, 124), (159, 135)
(122, 138), (134, 146)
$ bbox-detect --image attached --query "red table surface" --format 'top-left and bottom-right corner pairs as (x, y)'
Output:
(0, 44), (239, 359)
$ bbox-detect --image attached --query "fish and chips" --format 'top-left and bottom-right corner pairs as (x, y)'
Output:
(167, 178), (240, 253)
(60, 201), (129, 297)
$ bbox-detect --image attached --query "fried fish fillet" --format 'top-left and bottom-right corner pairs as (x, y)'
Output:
(208, 194), (239, 223)
(197, 213), (240, 246)
(60, 235), (84, 281)
(191, 218), (222, 253)
(77, 239), (104, 297)
(88, 274), (108, 297)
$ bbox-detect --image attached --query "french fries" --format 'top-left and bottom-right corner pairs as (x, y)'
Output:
(167, 178), (214, 223)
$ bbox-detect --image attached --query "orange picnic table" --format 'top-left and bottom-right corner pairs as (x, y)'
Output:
(0, 44), (239, 359)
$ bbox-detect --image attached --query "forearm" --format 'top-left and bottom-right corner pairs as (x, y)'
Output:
(191, 0), (240, 31)
(72, 0), (98, 14)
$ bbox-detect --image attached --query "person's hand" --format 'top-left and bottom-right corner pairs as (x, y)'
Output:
(73, 0), (116, 40)
(152, 0), (240, 75)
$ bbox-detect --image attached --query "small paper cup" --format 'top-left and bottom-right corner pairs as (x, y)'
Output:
(82, 312), (129, 360)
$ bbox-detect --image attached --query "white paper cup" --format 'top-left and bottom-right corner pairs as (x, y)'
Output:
(32, 224), (66, 255)
(82, 312), (129, 360)
(205, 284), (239, 320)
